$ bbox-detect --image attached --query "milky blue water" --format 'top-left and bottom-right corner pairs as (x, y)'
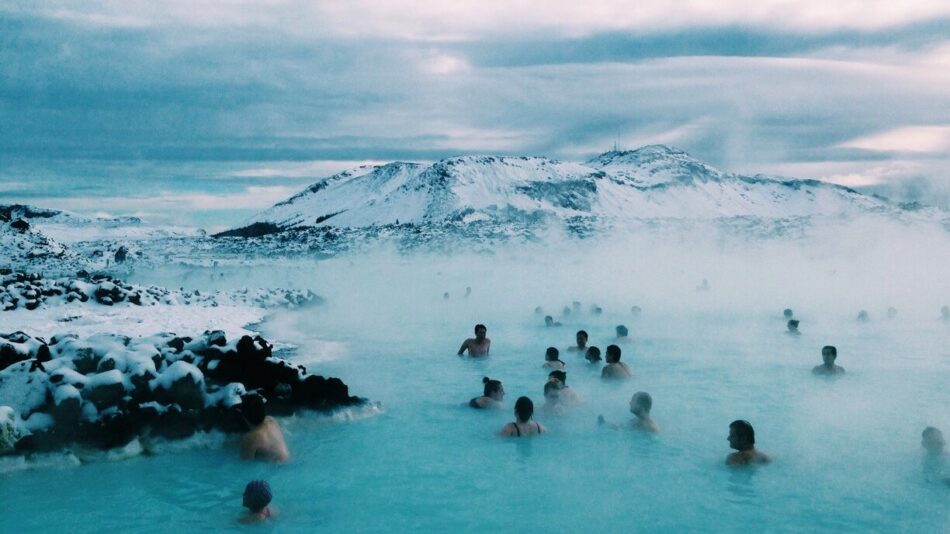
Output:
(3, 245), (949, 533)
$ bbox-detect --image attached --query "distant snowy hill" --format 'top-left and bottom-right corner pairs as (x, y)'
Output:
(227, 145), (911, 238)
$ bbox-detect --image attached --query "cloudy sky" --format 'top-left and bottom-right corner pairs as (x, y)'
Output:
(1, 1), (949, 227)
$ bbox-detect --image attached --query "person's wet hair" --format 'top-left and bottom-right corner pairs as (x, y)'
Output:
(545, 315), (554, 326)
(585, 346), (602, 362)
(577, 330), (588, 340)
(474, 324), (487, 333)
(616, 325), (629, 337)
(730, 420), (755, 445)
(548, 370), (567, 384)
(822, 345), (837, 357)
(241, 394), (267, 427)
(544, 381), (560, 399)
(545, 347), (560, 361)
(632, 391), (652, 412)
(482, 377), (502, 397)
(787, 319), (799, 330)
(243, 480), (272, 512)
(514, 396), (534, 422)
(606, 344), (621, 363)
(783, 308), (793, 318)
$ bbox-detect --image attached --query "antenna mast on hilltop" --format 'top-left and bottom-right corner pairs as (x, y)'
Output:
(613, 140), (618, 152)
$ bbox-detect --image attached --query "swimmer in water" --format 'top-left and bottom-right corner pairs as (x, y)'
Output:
(629, 392), (659, 432)
(615, 324), (630, 342)
(500, 396), (546, 437)
(568, 330), (588, 352)
(786, 319), (800, 335)
(886, 307), (897, 319)
(572, 301), (582, 314)
(469, 377), (505, 409)
(465, 286), (472, 298)
(726, 420), (771, 466)
(631, 305), (642, 316)
(563, 306), (572, 317)
(783, 308), (794, 320)
(443, 292), (450, 300)
(534, 306), (544, 315)
(542, 381), (564, 416)
(857, 310), (869, 322)
(240, 480), (274, 523)
(544, 315), (562, 327)
(585, 346), (602, 364)
(941, 305), (949, 321)
(601, 345), (632, 380)
(812, 345), (844, 375)
(921, 427), (950, 485)
(548, 370), (579, 404)
(240, 396), (290, 463)
(590, 304), (603, 315)
(458, 324), (491, 356)
(543, 347), (565, 370)
(697, 278), (710, 292)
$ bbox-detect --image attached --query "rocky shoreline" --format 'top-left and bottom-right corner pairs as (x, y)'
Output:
(0, 330), (364, 455)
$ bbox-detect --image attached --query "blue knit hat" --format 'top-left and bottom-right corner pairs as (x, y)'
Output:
(243, 480), (272, 511)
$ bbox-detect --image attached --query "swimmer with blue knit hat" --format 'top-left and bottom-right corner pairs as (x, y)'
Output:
(240, 480), (274, 523)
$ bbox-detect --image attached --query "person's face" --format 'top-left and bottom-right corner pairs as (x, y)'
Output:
(727, 427), (742, 450)
(576, 333), (587, 347)
(475, 327), (486, 340)
(821, 348), (835, 365)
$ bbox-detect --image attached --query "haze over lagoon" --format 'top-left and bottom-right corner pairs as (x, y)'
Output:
(1, 1), (950, 533)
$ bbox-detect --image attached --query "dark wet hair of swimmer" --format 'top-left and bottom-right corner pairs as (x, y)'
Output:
(482, 377), (503, 397)
(922, 427), (946, 455)
(605, 344), (622, 363)
(585, 346), (602, 362)
(728, 420), (755, 450)
(576, 330), (588, 344)
(616, 325), (629, 337)
(474, 324), (487, 337)
(545, 347), (560, 361)
(515, 396), (535, 422)
(243, 480), (273, 512)
(240, 394), (267, 427)
(544, 381), (560, 400)
(787, 319), (800, 332)
(783, 308), (793, 319)
(822, 345), (837, 362)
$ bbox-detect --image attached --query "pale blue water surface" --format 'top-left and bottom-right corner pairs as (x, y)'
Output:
(2, 248), (949, 533)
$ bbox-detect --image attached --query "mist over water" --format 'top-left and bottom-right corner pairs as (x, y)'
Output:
(5, 215), (949, 532)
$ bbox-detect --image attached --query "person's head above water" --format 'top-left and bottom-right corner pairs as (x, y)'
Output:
(543, 381), (560, 402)
(243, 480), (273, 513)
(630, 392), (652, 416)
(857, 310), (869, 321)
(631, 305), (642, 316)
(482, 377), (504, 400)
(241, 394), (267, 427)
(514, 396), (534, 422)
(821, 345), (837, 365)
(605, 344), (622, 363)
(576, 330), (588, 347)
(585, 346), (602, 363)
(728, 420), (755, 451)
(545, 315), (555, 326)
(616, 325), (629, 338)
(783, 308), (793, 319)
(545, 347), (560, 361)
(548, 370), (567, 385)
(787, 319), (800, 332)
(922, 427), (946, 455)
(474, 324), (487, 340)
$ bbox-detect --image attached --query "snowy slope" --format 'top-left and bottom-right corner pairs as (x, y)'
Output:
(238, 145), (904, 234)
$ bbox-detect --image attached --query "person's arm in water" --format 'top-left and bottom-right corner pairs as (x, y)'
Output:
(457, 339), (470, 356)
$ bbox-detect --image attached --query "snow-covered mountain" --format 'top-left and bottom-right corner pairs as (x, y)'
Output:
(229, 145), (908, 238)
